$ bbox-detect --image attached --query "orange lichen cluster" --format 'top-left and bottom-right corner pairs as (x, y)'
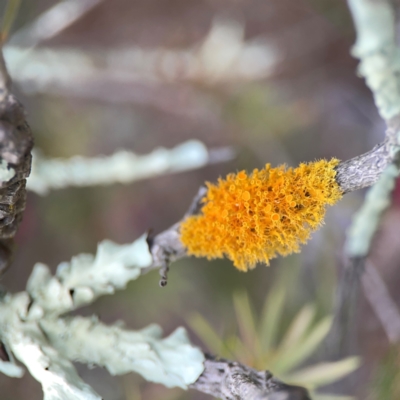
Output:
(180, 159), (342, 271)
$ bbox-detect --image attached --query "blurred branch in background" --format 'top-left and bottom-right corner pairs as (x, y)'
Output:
(9, 0), (104, 47)
(2, 9), (340, 122)
(327, 0), (400, 359)
(4, 18), (278, 86)
(27, 141), (234, 195)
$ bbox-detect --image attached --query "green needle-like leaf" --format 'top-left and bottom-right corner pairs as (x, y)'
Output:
(284, 357), (360, 388)
(259, 282), (286, 352)
(187, 312), (225, 355)
(272, 316), (333, 374)
(279, 304), (316, 350)
(233, 292), (259, 353)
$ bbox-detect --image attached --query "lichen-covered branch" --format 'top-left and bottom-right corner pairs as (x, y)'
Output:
(345, 161), (400, 257)
(0, 281), (309, 400)
(0, 293), (101, 400)
(0, 289), (204, 398)
(327, 161), (400, 356)
(348, 0), (400, 122)
(26, 234), (153, 317)
(40, 316), (204, 389)
(326, 0), (400, 358)
(3, 19), (278, 90)
(27, 142), (233, 195)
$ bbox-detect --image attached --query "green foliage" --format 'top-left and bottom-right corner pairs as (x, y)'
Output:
(188, 280), (360, 399)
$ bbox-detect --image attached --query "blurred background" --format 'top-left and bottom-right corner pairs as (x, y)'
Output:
(1, 0), (400, 399)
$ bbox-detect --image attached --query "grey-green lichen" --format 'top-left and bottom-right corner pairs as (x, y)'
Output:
(0, 234), (205, 399)
(26, 234), (153, 318)
(40, 317), (204, 389)
(345, 163), (399, 257)
(344, 0), (400, 258)
(4, 19), (278, 87)
(348, 0), (400, 121)
(27, 140), (209, 195)
(0, 292), (101, 400)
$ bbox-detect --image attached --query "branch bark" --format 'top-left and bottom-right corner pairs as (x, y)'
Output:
(335, 139), (394, 193)
(191, 354), (311, 400)
(0, 48), (33, 273)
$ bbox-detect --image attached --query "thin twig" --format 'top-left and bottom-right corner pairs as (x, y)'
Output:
(362, 261), (400, 343)
(325, 257), (365, 357)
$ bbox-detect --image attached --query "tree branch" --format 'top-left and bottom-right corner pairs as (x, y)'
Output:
(0, 48), (33, 273)
(326, 0), (400, 358)
(335, 139), (394, 193)
(0, 289), (310, 400)
(26, 144), (233, 195)
(191, 354), (310, 400)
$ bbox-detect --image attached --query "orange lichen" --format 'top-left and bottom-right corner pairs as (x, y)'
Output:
(180, 159), (342, 271)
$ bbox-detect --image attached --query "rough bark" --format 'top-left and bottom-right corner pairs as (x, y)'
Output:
(335, 140), (394, 193)
(0, 50), (33, 273)
(190, 354), (311, 400)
